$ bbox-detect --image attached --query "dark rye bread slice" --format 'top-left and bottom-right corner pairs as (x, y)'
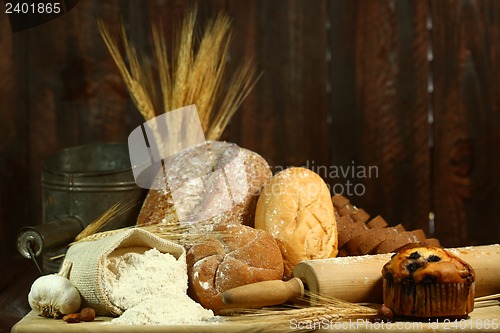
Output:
(397, 237), (442, 251)
(373, 229), (428, 254)
(337, 215), (368, 248)
(395, 242), (423, 252)
(351, 208), (370, 224)
(332, 194), (370, 227)
(357, 227), (400, 255)
(338, 203), (355, 216)
(337, 247), (350, 257)
(332, 194), (350, 210)
(331, 194), (440, 256)
(411, 229), (427, 242)
(344, 231), (368, 256)
(366, 215), (388, 229)
(332, 194), (370, 249)
(344, 226), (398, 256)
(394, 224), (406, 232)
(337, 203), (370, 224)
(423, 238), (441, 247)
(376, 231), (421, 254)
(391, 230), (428, 252)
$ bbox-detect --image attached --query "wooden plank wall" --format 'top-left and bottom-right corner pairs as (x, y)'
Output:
(0, 0), (498, 256)
(329, 0), (431, 240)
(431, 0), (500, 247)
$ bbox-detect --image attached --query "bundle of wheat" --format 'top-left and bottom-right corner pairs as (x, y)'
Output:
(99, 6), (258, 142)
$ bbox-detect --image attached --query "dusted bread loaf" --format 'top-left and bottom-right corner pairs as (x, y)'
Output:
(255, 167), (338, 279)
(186, 224), (283, 310)
(136, 141), (271, 227)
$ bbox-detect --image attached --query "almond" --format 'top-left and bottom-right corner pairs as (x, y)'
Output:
(63, 313), (81, 323)
(80, 307), (96, 322)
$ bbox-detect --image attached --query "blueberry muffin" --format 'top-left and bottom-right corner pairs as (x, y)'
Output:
(382, 247), (475, 317)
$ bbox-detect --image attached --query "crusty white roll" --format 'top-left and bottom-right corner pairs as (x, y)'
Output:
(254, 167), (338, 279)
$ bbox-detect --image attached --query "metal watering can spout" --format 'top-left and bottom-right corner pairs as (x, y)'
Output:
(16, 143), (146, 273)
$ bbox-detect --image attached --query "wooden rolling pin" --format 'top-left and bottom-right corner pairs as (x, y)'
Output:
(222, 244), (500, 307)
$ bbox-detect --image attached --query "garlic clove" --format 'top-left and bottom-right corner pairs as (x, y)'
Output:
(28, 274), (81, 319)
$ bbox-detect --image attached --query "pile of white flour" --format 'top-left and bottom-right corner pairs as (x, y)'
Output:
(103, 248), (214, 325)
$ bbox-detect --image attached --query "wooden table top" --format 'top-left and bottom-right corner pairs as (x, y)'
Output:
(4, 254), (500, 333)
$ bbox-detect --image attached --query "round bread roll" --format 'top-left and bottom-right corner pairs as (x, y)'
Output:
(255, 167), (338, 279)
(186, 224), (283, 310)
(137, 141), (271, 227)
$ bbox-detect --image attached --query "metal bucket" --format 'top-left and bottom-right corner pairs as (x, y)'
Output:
(17, 143), (146, 273)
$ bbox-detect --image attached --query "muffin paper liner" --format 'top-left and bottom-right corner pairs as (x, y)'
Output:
(383, 279), (475, 317)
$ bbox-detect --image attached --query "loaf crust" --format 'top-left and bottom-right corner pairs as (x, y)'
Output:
(136, 141), (272, 227)
(254, 167), (338, 279)
(186, 224), (283, 310)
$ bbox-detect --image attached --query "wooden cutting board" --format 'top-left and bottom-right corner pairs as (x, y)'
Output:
(12, 306), (500, 333)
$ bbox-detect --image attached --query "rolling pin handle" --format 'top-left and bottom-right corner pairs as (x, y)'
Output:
(222, 277), (305, 308)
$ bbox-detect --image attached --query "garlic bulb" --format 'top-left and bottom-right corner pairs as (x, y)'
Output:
(28, 274), (81, 318)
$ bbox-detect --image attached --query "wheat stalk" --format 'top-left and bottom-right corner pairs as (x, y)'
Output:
(474, 293), (500, 308)
(73, 201), (136, 242)
(222, 291), (377, 331)
(208, 61), (260, 140)
(171, 8), (196, 113)
(99, 6), (257, 142)
(71, 223), (204, 245)
(69, 201), (227, 246)
(98, 20), (156, 121)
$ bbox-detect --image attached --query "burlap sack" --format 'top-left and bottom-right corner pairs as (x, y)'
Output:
(63, 228), (185, 316)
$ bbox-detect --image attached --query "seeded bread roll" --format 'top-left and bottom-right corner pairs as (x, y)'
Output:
(254, 167), (338, 279)
(136, 141), (271, 227)
(186, 224), (283, 311)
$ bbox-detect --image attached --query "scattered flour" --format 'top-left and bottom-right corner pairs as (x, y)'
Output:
(103, 248), (214, 325)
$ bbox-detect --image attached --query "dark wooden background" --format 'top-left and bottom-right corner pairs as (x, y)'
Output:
(1, 0), (499, 256)
(0, 0), (499, 330)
